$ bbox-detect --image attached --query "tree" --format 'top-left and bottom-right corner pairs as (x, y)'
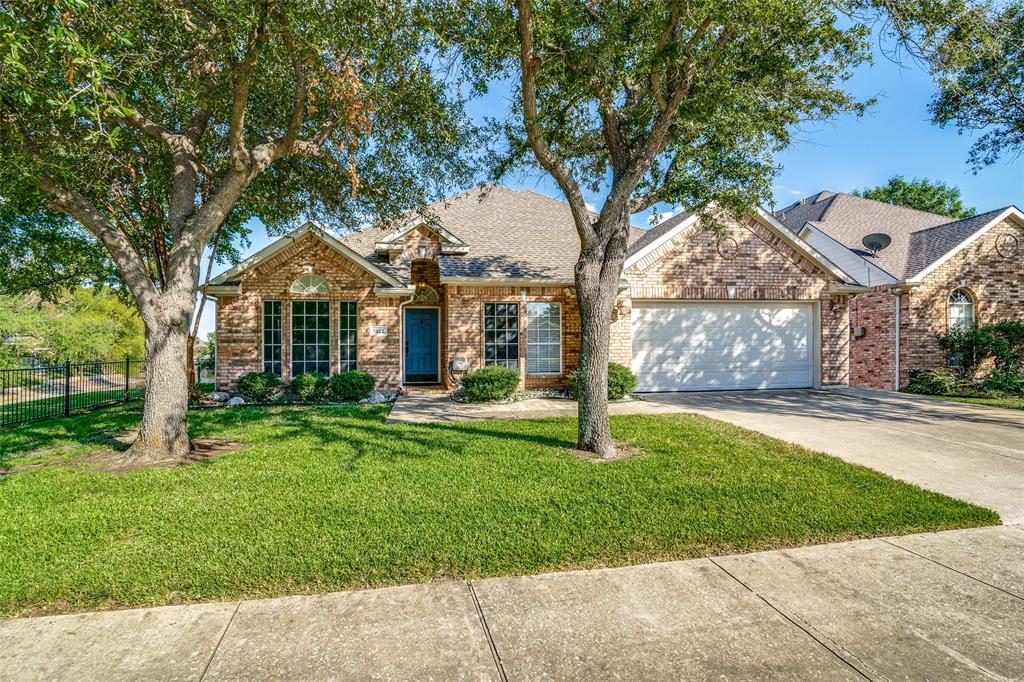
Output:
(929, 1), (1023, 169)
(449, 0), (893, 456)
(1, 1), (471, 463)
(853, 176), (975, 218)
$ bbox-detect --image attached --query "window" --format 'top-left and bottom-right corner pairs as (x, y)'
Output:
(948, 288), (975, 331)
(262, 301), (282, 375)
(527, 303), (561, 375)
(291, 300), (330, 376)
(339, 301), (357, 372)
(291, 273), (328, 295)
(483, 303), (519, 368)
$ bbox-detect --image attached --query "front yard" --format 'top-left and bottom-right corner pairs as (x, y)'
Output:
(0, 403), (997, 617)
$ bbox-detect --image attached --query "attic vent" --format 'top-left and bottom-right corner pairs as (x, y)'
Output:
(861, 232), (892, 257)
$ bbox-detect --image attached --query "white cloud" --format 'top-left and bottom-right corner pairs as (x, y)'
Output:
(789, 190), (802, 196)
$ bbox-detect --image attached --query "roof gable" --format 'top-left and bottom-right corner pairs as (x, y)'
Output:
(624, 206), (856, 284)
(209, 222), (404, 289)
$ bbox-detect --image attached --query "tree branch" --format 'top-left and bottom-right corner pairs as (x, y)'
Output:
(228, 0), (271, 169)
(37, 175), (158, 313)
(515, 0), (594, 243)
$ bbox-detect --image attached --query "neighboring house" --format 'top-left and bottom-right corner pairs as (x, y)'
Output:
(210, 185), (858, 393)
(775, 192), (1024, 390)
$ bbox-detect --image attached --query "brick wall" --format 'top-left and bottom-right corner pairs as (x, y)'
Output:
(445, 284), (581, 388)
(848, 218), (1024, 390)
(624, 214), (850, 385)
(215, 234), (402, 391)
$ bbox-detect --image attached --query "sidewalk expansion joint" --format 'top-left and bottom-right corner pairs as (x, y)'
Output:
(199, 601), (241, 682)
(881, 538), (1024, 602)
(467, 580), (508, 682)
(708, 557), (877, 681)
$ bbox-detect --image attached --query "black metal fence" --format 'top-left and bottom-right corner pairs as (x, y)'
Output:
(0, 357), (145, 429)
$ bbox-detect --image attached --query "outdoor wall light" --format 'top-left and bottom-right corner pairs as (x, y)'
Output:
(726, 282), (737, 299)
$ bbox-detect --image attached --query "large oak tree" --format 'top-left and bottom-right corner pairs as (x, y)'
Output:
(449, 0), (902, 457)
(1, 0), (471, 463)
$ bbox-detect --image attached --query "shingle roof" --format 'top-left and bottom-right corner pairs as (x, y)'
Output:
(338, 185), (648, 283)
(626, 209), (694, 257)
(774, 191), (1008, 279)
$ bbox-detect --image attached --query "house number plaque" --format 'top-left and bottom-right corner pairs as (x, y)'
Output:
(369, 326), (389, 337)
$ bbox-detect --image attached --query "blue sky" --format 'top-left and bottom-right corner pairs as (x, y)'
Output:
(196, 45), (1022, 338)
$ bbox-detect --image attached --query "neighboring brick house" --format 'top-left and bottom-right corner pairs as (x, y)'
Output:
(210, 185), (861, 393)
(775, 192), (1024, 390)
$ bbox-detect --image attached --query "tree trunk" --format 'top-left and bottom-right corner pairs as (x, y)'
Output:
(120, 295), (194, 465)
(574, 213), (630, 458)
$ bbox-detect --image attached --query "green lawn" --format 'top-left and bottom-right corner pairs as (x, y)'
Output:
(932, 395), (1024, 410)
(0, 403), (998, 616)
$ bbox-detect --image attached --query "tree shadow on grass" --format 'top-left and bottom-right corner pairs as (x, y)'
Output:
(0, 405), (141, 469)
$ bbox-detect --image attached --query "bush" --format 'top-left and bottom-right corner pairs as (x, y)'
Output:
(328, 370), (376, 401)
(568, 361), (638, 401)
(236, 371), (281, 402)
(291, 372), (328, 401)
(937, 326), (1003, 377)
(904, 368), (964, 396)
(460, 365), (520, 402)
(986, 321), (1024, 371)
(983, 368), (1024, 396)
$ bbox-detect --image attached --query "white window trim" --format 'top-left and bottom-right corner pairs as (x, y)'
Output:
(526, 302), (563, 376)
(948, 288), (975, 331)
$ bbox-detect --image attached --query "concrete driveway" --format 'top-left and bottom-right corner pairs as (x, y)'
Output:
(646, 387), (1024, 523)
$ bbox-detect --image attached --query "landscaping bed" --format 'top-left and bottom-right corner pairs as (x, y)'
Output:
(0, 403), (998, 617)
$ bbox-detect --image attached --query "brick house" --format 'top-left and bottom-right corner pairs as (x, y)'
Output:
(775, 192), (1024, 390)
(208, 185), (1021, 394)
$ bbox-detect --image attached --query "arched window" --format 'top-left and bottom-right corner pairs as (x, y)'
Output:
(291, 274), (328, 295)
(948, 288), (975, 331)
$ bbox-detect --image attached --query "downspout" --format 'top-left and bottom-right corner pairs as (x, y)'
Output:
(893, 291), (900, 391)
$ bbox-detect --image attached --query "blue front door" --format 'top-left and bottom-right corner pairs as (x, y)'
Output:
(405, 308), (439, 383)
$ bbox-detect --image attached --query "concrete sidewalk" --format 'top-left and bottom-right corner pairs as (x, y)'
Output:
(2, 525), (1022, 680)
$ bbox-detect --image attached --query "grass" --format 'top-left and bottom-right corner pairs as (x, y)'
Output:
(931, 395), (1024, 410)
(0, 404), (998, 617)
(1, 388), (144, 427)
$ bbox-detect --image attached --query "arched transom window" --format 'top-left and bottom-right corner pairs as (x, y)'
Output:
(291, 274), (328, 295)
(948, 288), (975, 331)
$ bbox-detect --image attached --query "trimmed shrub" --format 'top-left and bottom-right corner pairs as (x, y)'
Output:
(937, 326), (1003, 377)
(236, 371), (281, 402)
(568, 362), (638, 401)
(983, 368), (1024, 396)
(291, 372), (328, 401)
(461, 365), (520, 402)
(905, 368), (972, 397)
(328, 370), (376, 401)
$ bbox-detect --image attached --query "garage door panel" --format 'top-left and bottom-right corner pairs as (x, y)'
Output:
(632, 302), (814, 392)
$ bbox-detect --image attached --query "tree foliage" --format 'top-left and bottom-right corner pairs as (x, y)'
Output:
(0, 288), (144, 364)
(0, 0), (474, 461)
(443, 0), (942, 455)
(929, 1), (1024, 169)
(853, 175), (975, 218)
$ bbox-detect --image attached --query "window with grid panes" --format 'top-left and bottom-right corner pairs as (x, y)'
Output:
(483, 303), (519, 368)
(290, 300), (330, 376)
(339, 301), (357, 371)
(262, 301), (282, 374)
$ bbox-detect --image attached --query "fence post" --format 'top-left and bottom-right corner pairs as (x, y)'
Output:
(124, 354), (130, 402)
(64, 360), (71, 417)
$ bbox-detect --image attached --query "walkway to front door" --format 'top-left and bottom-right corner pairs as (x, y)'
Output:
(404, 308), (439, 384)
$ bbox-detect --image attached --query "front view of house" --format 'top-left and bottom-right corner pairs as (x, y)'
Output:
(209, 185), (1022, 394)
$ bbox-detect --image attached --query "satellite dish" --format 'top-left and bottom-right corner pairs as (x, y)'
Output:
(862, 232), (892, 256)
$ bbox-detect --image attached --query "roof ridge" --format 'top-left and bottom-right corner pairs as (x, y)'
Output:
(832, 191), (955, 222)
(910, 205), (1010, 235)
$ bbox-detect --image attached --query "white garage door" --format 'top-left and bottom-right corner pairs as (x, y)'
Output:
(631, 302), (815, 392)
